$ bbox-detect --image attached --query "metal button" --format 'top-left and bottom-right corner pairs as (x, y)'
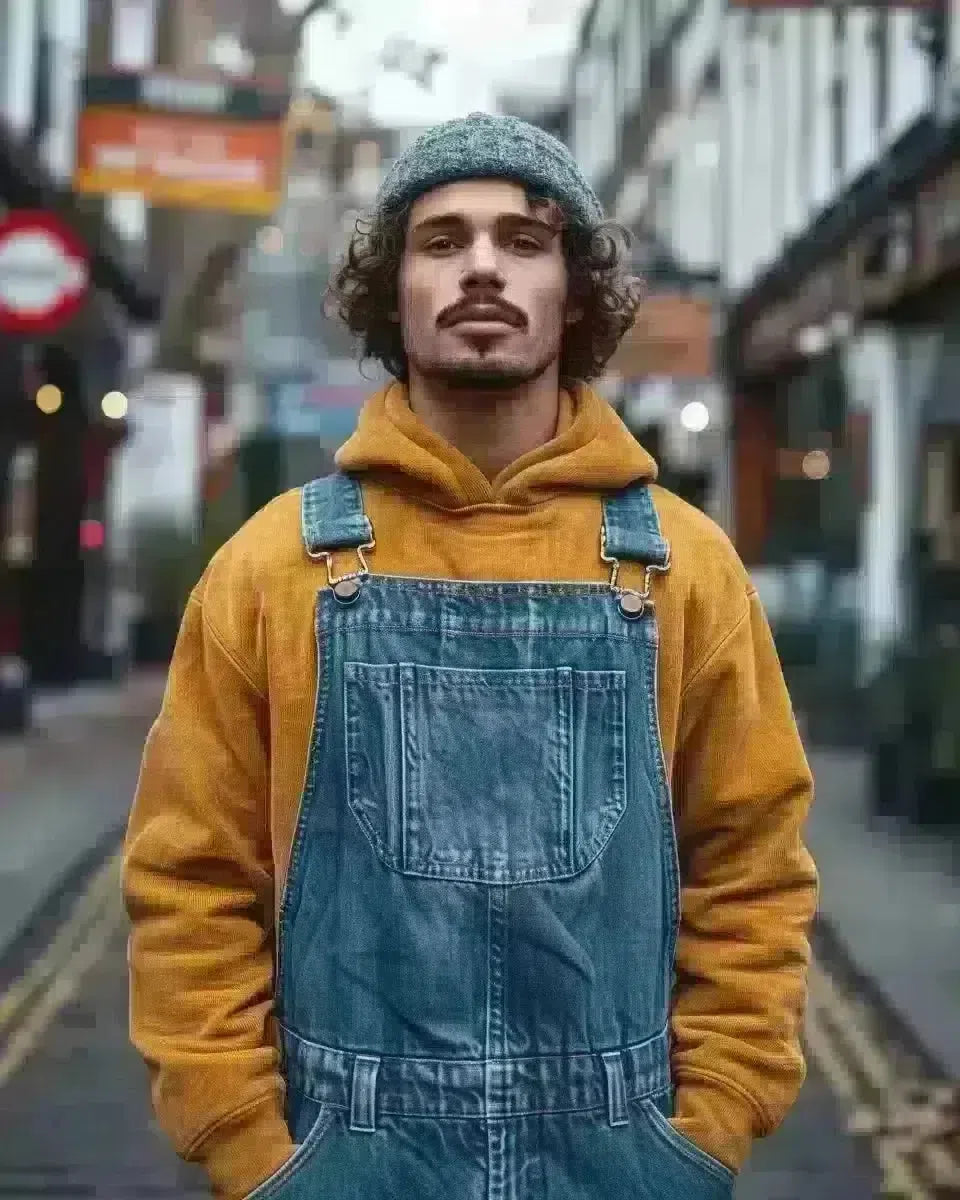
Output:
(618, 591), (645, 618)
(332, 578), (361, 603)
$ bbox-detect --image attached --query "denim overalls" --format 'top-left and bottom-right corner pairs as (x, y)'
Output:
(247, 471), (736, 1200)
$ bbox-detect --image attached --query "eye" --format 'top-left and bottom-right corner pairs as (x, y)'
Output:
(423, 236), (458, 253)
(510, 234), (544, 254)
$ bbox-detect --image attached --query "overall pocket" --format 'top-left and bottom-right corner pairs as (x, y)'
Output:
(344, 662), (627, 884)
(630, 1093), (735, 1198)
(242, 1099), (338, 1200)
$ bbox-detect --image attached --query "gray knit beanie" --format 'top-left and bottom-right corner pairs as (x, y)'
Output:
(375, 112), (604, 227)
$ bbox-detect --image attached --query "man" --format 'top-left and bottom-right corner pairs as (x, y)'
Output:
(124, 114), (818, 1200)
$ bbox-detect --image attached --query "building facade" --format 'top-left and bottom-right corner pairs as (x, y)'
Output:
(721, 1), (960, 736)
(562, 1), (960, 794)
(0, 0), (160, 715)
(566, 0), (729, 524)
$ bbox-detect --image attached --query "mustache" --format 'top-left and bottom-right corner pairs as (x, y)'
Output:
(437, 296), (527, 329)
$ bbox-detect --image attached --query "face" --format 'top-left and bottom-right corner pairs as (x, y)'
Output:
(397, 179), (573, 390)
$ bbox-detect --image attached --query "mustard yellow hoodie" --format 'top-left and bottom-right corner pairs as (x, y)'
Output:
(123, 382), (818, 1200)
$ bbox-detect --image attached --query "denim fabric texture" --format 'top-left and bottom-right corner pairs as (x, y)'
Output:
(243, 472), (736, 1200)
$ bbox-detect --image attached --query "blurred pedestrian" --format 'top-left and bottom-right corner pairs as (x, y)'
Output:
(123, 113), (818, 1200)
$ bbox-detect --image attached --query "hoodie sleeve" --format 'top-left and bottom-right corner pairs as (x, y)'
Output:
(668, 585), (819, 1173)
(122, 557), (296, 1200)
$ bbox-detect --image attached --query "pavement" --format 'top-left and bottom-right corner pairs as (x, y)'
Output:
(0, 674), (954, 1197)
(804, 747), (960, 1080)
(0, 890), (209, 1199)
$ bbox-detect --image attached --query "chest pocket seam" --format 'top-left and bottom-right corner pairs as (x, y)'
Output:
(343, 661), (627, 885)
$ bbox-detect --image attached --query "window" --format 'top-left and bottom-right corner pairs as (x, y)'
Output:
(0, 0), (9, 118)
(871, 11), (891, 137)
(831, 8), (847, 175)
(798, 16), (813, 212)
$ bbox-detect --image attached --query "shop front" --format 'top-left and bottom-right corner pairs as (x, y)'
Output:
(0, 118), (161, 728)
(725, 120), (960, 820)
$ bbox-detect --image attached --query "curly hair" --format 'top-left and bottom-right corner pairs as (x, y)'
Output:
(326, 190), (642, 384)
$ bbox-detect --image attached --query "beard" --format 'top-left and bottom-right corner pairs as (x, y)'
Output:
(410, 342), (558, 392)
(427, 361), (544, 391)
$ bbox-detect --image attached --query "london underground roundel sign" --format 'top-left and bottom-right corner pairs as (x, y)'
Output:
(0, 211), (90, 334)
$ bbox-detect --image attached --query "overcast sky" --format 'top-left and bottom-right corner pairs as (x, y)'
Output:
(301, 0), (591, 126)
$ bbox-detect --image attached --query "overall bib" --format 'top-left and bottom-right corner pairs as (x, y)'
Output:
(247, 472), (736, 1200)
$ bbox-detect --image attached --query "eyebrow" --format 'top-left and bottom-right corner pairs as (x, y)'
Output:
(409, 213), (559, 237)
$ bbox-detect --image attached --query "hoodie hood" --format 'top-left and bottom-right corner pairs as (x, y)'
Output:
(335, 382), (658, 510)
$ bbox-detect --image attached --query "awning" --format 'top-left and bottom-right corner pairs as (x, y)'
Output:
(723, 112), (952, 377)
(0, 116), (162, 324)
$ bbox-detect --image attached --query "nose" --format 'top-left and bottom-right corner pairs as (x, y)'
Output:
(461, 235), (505, 291)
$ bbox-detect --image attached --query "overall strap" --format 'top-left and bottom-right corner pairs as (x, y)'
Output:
(300, 472), (372, 556)
(601, 480), (670, 570)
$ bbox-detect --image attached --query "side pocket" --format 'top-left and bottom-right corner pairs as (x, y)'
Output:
(635, 1097), (735, 1193)
(242, 1103), (338, 1200)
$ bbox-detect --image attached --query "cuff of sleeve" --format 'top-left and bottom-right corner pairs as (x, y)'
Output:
(194, 1093), (296, 1200)
(671, 1073), (762, 1174)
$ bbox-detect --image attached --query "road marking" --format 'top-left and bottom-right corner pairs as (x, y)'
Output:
(0, 848), (122, 1036)
(809, 959), (894, 1091)
(1, 843), (956, 1199)
(0, 901), (124, 1090)
(805, 952), (960, 1198)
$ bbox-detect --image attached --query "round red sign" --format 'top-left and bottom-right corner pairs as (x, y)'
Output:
(0, 211), (90, 334)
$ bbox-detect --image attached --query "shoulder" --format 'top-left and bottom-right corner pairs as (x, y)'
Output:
(651, 485), (752, 594)
(192, 487), (307, 671)
(200, 487), (304, 601)
(648, 484), (756, 670)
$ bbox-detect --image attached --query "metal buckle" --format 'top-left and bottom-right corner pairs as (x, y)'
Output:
(308, 537), (376, 587)
(600, 525), (671, 613)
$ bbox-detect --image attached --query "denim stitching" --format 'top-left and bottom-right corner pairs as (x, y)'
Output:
(342, 663), (628, 884)
(275, 593), (333, 990)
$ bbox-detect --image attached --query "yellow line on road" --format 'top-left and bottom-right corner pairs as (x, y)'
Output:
(804, 994), (859, 1104)
(0, 848), (123, 1036)
(809, 958), (895, 1092)
(0, 900), (124, 1090)
(805, 960), (941, 1200)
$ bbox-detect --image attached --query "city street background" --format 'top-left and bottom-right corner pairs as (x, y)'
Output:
(2, 0), (960, 1197)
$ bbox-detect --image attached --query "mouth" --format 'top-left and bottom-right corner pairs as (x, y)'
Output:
(446, 305), (522, 329)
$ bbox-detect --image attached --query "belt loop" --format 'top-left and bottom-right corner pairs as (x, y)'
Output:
(601, 1051), (629, 1128)
(350, 1054), (380, 1133)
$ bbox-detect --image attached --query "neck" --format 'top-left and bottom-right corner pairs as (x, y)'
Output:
(406, 367), (562, 481)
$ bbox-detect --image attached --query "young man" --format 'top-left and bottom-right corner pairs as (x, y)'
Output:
(124, 114), (818, 1200)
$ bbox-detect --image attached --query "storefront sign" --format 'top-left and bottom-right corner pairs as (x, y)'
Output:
(0, 212), (90, 334)
(79, 71), (289, 123)
(609, 294), (714, 380)
(74, 72), (290, 215)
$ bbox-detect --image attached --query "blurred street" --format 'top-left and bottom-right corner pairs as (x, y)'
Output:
(1, 0), (960, 1198)
(4, 678), (957, 1199)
